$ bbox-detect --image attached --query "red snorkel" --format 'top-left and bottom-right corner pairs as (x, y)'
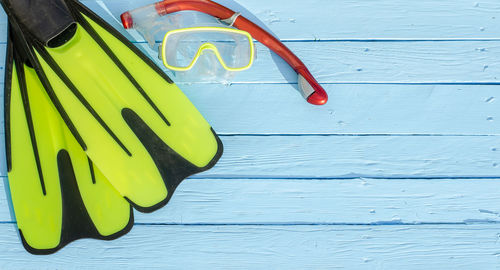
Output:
(121, 0), (328, 105)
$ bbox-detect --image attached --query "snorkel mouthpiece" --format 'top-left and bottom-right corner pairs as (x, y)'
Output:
(298, 72), (328, 105)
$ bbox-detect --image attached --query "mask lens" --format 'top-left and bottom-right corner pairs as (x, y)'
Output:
(164, 31), (203, 68)
(216, 31), (252, 69)
(162, 28), (253, 71)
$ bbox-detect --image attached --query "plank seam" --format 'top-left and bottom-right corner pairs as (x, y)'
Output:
(2, 221), (500, 226)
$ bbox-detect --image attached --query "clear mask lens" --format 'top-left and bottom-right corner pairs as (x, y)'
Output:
(162, 27), (254, 71)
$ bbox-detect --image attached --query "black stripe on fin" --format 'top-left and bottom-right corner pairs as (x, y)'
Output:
(32, 44), (132, 156)
(123, 109), (224, 213)
(20, 150), (134, 255)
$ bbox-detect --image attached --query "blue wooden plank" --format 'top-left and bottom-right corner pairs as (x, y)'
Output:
(229, 0), (500, 40)
(184, 84), (500, 135)
(158, 41), (500, 83)
(205, 136), (500, 178)
(1, 178), (500, 225)
(0, 224), (499, 269)
(0, 135), (498, 179)
(1, 41), (498, 84)
(0, 84), (498, 135)
(84, 0), (500, 40)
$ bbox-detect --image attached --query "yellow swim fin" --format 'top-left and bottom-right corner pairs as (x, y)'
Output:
(4, 26), (133, 255)
(2, 0), (223, 212)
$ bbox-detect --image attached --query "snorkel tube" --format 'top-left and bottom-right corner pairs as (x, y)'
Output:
(121, 0), (328, 105)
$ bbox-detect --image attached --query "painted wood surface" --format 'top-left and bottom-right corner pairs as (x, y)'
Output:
(1, 224), (500, 269)
(92, 0), (500, 39)
(3, 178), (500, 224)
(0, 0), (499, 269)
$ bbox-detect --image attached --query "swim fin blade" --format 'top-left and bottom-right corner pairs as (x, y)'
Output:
(1, 0), (223, 212)
(5, 25), (134, 255)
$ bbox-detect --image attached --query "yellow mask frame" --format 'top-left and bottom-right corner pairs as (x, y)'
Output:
(161, 27), (255, 72)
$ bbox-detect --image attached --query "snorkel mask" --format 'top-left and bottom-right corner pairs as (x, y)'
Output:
(162, 27), (254, 72)
(122, 0), (328, 105)
(123, 8), (255, 83)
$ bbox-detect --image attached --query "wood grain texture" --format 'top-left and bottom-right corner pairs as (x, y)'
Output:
(1, 178), (500, 224)
(236, 41), (500, 83)
(239, 0), (500, 40)
(0, 84), (498, 135)
(0, 135), (499, 178)
(184, 84), (499, 135)
(88, 0), (500, 40)
(2, 41), (499, 83)
(123, 41), (500, 84)
(209, 136), (500, 178)
(0, 224), (499, 269)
